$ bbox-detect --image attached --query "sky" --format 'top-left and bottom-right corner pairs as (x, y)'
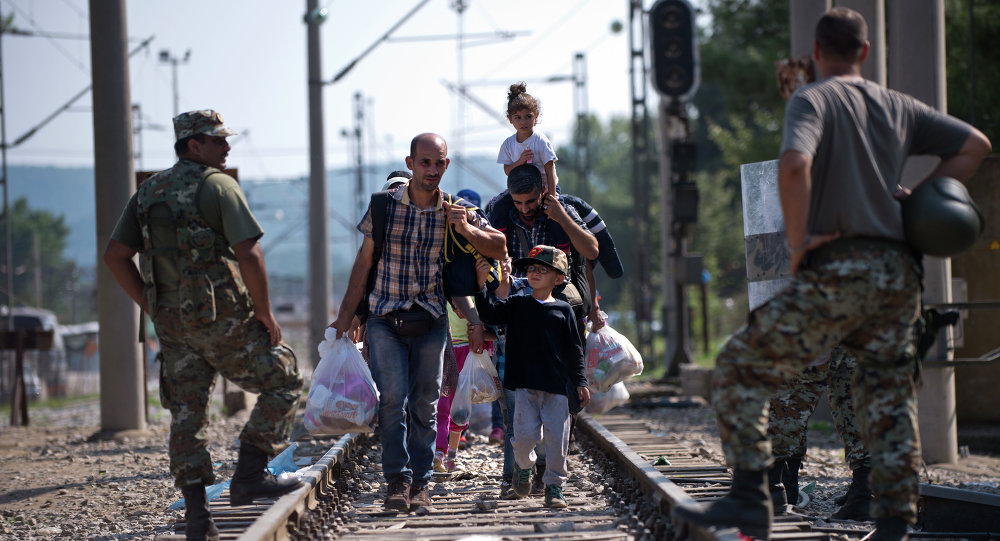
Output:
(2, 0), (637, 182)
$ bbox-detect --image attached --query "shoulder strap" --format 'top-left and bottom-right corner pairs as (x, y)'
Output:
(370, 191), (391, 269)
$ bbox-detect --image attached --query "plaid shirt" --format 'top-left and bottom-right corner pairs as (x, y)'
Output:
(358, 187), (487, 319)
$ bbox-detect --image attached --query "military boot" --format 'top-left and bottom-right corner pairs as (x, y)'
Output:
(783, 455), (802, 507)
(229, 445), (304, 506)
(768, 459), (788, 514)
(831, 466), (872, 521)
(180, 482), (219, 541)
(871, 517), (909, 541)
(672, 469), (772, 539)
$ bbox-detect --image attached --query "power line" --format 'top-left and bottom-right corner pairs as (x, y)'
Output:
(3, 0), (88, 72)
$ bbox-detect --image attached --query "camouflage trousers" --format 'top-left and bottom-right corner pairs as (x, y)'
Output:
(155, 305), (303, 488)
(713, 239), (921, 522)
(767, 346), (871, 470)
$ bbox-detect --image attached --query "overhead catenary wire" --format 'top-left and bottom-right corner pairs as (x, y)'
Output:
(2, 34), (155, 150)
(327, 0), (432, 84)
(4, 0), (88, 71)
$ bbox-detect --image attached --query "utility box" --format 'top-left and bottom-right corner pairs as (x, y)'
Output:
(951, 156), (1000, 423)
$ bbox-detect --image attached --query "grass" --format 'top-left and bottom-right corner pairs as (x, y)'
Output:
(1, 392), (168, 418)
(0, 392), (100, 415)
(808, 420), (834, 434)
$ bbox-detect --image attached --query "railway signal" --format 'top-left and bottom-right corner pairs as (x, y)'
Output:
(649, 0), (699, 100)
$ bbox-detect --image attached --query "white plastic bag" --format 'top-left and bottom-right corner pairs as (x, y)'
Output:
(451, 351), (502, 426)
(585, 381), (630, 414)
(585, 323), (643, 393)
(466, 350), (503, 404)
(451, 364), (473, 427)
(304, 329), (380, 435)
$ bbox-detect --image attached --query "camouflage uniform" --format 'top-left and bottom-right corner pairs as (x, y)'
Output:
(767, 346), (870, 470)
(713, 239), (921, 521)
(116, 110), (303, 488)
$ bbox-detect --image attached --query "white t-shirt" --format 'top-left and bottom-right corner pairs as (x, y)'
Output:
(497, 131), (558, 186)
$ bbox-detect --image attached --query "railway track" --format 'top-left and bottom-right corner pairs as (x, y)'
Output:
(161, 397), (1000, 541)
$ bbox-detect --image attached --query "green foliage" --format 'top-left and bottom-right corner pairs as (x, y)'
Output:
(945, 0), (1000, 144)
(558, 0), (999, 359)
(1, 197), (88, 321)
(559, 114), (661, 320)
(808, 420), (833, 434)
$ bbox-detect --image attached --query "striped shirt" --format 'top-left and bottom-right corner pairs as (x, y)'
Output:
(358, 187), (487, 319)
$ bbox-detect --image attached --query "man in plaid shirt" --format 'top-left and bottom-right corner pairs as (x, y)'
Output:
(331, 133), (506, 514)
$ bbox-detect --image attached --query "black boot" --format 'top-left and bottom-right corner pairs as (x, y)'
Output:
(831, 466), (872, 521)
(768, 460), (788, 513)
(180, 483), (219, 541)
(871, 517), (909, 541)
(673, 469), (772, 539)
(782, 455), (802, 507)
(229, 444), (304, 506)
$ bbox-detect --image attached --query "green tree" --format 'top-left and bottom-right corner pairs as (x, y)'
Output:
(1, 197), (87, 322)
(945, 0), (1000, 144)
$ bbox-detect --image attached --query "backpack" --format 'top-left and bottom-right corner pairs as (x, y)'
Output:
(442, 194), (502, 297)
(354, 191), (391, 323)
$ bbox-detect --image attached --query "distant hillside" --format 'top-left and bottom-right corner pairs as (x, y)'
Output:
(6, 157), (508, 280)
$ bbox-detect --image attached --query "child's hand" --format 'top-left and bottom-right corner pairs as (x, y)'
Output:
(469, 323), (485, 353)
(519, 148), (534, 165)
(577, 386), (591, 409)
(542, 194), (569, 223)
(475, 257), (492, 290)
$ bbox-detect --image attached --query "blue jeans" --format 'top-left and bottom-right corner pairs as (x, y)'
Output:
(367, 314), (447, 488)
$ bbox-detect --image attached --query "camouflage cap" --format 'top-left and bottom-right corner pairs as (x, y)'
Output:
(514, 244), (569, 276)
(173, 109), (238, 141)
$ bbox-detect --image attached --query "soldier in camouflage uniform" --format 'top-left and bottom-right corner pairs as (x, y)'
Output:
(673, 8), (990, 541)
(104, 110), (304, 541)
(767, 347), (872, 520)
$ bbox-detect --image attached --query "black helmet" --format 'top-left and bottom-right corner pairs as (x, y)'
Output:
(901, 176), (984, 257)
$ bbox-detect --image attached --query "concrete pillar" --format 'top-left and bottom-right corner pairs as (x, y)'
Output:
(837, 0), (886, 85)
(887, 0), (957, 465)
(89, 0), (145, 432)
(790, 0), (831, 57)
(306, 0), (331, 367)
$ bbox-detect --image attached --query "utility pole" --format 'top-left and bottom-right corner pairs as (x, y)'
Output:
(89, 0), (145, 432)
(452, 0), (468, 184)
(628, 0), (654, 362)
(158, 48), (190, 117)
(352, 92), (365, 251)
(305, 0), (330, 367)
(649, 0), (700, 377)
(572, 52), (591, 200)
(1, 3), (14, 340)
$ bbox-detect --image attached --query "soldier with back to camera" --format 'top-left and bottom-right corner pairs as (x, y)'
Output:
(673, 8), (990, 541)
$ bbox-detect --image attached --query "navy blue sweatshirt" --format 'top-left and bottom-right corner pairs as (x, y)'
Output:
(474, 292), (586, 395)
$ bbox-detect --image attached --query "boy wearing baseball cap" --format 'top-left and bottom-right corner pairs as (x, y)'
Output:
(473, 244), (590, 508)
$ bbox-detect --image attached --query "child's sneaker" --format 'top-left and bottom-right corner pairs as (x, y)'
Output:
(488, 427), (504, 445)
(446, 457), (459, 472)
(512, 464), (532, 497)
(433, 451), (446, 473)
(544, 484), (568, 509)
(458, 434), (468, 450)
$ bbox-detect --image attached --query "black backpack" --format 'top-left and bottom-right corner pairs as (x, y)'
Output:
(355, 190), (391, 323)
